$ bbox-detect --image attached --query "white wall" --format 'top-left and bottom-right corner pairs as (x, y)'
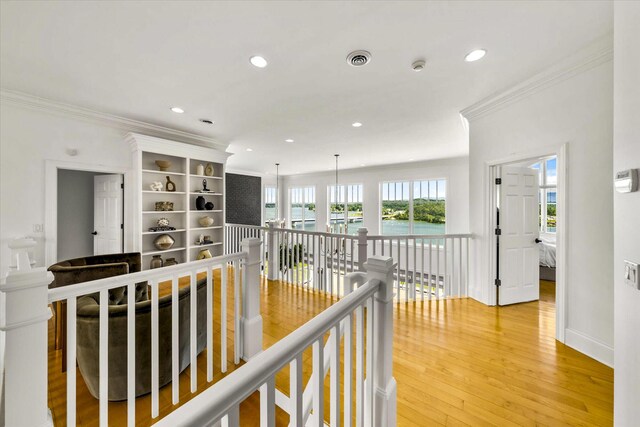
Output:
(0, 103), (133, 277)
(280, 156), (470, 235)
(467, 47), (614, 364)
(613, 2), (640, 423)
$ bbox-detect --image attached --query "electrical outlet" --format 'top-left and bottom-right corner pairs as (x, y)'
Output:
(33, 224), (43, 233)
(624, 260), (639, 289)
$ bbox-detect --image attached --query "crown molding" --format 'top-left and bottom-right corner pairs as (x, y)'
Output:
(0, 89), (228, 152)
(461, 34), (613, 122)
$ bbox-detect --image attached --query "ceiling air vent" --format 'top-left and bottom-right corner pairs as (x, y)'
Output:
(347, 50), (371, 67)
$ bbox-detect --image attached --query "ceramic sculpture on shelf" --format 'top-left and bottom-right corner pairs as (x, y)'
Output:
(197, 249), (212, 260)
(204, 163), (214, 176)
(205, 201), (214, 210)
(164, 258), (178, 267)
(153, 234), (175, 250)
(149, 181), (163, 191)
(157, 218), (170, 227)
(201, 179), (210, 192)
(198, 216), (214, 227)
(154, 201), (173, 211)
(196, 164), (204, 176)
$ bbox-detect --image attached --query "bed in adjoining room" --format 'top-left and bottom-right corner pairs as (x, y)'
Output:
(539, 234), (556, 281)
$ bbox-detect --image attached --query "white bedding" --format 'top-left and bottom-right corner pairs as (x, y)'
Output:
(539, 234), (556, 268)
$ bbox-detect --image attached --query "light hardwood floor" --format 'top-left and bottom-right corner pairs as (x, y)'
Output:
(48, 276), (612, 426)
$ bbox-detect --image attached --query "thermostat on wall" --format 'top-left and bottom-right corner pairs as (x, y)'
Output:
(615, 169), (638, 193)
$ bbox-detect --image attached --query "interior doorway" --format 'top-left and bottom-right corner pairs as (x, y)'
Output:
(57, 169), (124, 261)
(486, 145), (566, 342)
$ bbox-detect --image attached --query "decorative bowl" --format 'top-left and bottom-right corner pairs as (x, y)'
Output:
(198, 216), (214, 227)
(155, 201), (174, 211)
(197, 249), (213, 260)
(157, 217), (170, 227)
(153, 234), (175, 250)
(155, 160), (171, 171)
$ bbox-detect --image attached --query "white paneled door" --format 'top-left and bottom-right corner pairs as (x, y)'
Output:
(499, 166), (540, 305)
(94, 174), (123, 255)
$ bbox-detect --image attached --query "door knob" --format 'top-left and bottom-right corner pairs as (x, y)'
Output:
(91, 231), (98, 235)
(535, 238), (542, 243)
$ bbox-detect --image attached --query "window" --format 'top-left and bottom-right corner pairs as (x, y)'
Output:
(264, 186), (277, 222)
(532, 157), (557, 233)
(328, 184), (363, 234)
(381, 180), (446, 235)
(289, 187), (315, 231)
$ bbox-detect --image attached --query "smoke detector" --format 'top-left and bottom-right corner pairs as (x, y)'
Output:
(347, 50), (372, 67)
(412, 60), (426, 72)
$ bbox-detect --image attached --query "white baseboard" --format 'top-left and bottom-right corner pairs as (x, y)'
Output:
(565, 328), (614, 367)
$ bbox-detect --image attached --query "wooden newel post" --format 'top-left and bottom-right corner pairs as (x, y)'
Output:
(241, 238), (263, 361)
(1, 244), (53, 427)
(266, 222), (280, 281)
(357, 227), (368, 272)
(365, 255), (397, 427)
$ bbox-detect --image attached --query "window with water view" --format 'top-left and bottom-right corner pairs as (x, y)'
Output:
(531, 157), (557, 233)
(381, 180), (446, 235)
(329, 184), (363, 234)
(290, 186), (316, 231)
(264, 186), (277, 222)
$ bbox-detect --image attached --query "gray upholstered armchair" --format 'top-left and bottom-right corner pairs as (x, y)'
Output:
(48, 252), (148, 371)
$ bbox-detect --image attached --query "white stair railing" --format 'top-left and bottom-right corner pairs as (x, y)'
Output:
(154, 255), (397, 427)
(225, 223), (472, 301)
(0, 238), (263, 427)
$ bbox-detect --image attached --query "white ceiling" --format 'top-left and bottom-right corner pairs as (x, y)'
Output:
(0, 1), (612, 175)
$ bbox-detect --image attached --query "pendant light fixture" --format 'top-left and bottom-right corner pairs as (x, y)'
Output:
(275, 163), (280, 220)
(334, 154), (340, 233)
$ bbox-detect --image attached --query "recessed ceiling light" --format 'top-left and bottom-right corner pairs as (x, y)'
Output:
(246, 148), (253, 152)
(464, 49), (486, 62)
(170, 107), (185, 114)
(199, 119), (214, 125)
(250, 56), (268, 68)
(360, 164), (366, 167)
(285, 139), (294, 143)
(352, 122), (362, 128)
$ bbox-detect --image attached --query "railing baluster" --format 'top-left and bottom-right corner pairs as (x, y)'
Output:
(428, 240), (433, 300)
(323, 236), (328, 292)
(330, 324), (341, 427)
(396, 239), (400, 301)
(221, 264), (228, 373)
(405, 237), (409, 302)
(99, 289), (109, 424)
(66, 296), (77, 427)
(436, 239), (441, 300)
(330, 235), (334, 295)
(312, 338), (324, 426)
(458, 237), (462, 297)
(290, 354), (303, 427)
(465, 237), (470, 297)
(355, 305), (364, 427)
(413, 238), (417, 301)
(421, 239), (425, 301)
(171, 276), (180, 403)
(444, 237), (448, 298)
(260, 377), (276, 427)
(151, 280), (159, 417)
(344, 313), (353, 427)
(234, 259), (241, 365)
(127, 283), (136, 426)
(206, 268), (213, 382)
(350, 239), (355, 273)
(365, 297), (374, 426)
(190, 271), (198, 392)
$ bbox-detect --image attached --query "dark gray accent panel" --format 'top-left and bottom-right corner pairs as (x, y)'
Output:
(225, 173), (262, 226)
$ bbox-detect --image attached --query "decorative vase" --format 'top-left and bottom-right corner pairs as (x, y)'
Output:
(205, 201), (214, 210)
(196, 164), (204, 176)
(164, 258), (178, 267)
(150, 255), (163, 269)
(155, 160), (171, 171)
(197, 249), (213, 260)
(165, 176), (176, 192)
(196, 196), (206, 210)
(204, 163), (214, 176)
(153, 234), (175, 250)
(198, 216), (214, 227)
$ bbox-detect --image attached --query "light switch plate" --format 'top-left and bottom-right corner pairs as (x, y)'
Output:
(624, 260), (639, 289)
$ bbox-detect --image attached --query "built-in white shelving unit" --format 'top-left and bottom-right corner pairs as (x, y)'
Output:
(128, 133), (231, 270)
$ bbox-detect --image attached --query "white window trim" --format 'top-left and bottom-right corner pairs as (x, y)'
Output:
(535, 159), (557, 234)
(263, 185), (278, 224)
